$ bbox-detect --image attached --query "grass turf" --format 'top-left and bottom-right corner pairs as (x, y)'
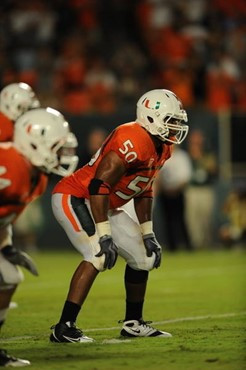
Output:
(0, 249), (245, 369)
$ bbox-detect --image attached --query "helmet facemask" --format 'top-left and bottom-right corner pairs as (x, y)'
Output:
(157, 115), (189, 144)
(49, 134), (79, 177)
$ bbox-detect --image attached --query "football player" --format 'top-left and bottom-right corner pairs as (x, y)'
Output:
(0, 108), (78, 366)
(0, 82), (40, 142)
(49, 89), (189, 343)
(0, 82), (41, 367)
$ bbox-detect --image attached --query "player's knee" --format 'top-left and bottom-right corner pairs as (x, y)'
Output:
(84, 235), (107, 272)
(89, 255), (106, 272)
(128, 255), (155, 271)
(0, 258), (24, 290)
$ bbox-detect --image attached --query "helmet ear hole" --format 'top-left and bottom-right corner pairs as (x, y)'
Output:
(147, 116), (154, 123)
(51, 141), (60, 151)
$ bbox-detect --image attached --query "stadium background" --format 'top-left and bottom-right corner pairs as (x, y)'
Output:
(1, 0), (245, 249)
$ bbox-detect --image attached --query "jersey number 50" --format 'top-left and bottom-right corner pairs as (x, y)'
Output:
(119, 140), (137, 163)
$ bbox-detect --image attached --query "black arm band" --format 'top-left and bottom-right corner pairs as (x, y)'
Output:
(88, 178), (111, 195)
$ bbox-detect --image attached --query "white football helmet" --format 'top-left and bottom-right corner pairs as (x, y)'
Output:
(136, 89), (189, 144)
(13, 107), (79, 176)
(0, 82), (40, 121)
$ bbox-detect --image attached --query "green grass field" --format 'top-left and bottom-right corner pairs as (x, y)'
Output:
(1, 249), (245, 370)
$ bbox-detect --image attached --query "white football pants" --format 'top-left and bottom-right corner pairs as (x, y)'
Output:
(52, 194), (155, 272)
(0, 224), (24, 289)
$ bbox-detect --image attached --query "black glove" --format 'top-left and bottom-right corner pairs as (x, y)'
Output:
(2, 245), (39, 276)
(95, 235), (118, 270)
(143, 233), (162, 268)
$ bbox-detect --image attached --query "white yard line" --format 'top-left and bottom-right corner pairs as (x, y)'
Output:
(87, 311), (246, 332)
(1, 311), (245, 342)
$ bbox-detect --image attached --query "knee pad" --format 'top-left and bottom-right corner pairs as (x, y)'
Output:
(89, 255), (106, 272)
(84, 234), (106, 272)
(0, 253), (24, 290)
(127, 254), (156, 271)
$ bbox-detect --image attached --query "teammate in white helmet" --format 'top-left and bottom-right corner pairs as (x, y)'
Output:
(0, 82), (40, 142)
(0, 108), (78, 367)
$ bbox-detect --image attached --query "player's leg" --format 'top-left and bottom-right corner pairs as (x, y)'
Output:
(50, 261), (97, 343)
(0, 286), (17, 329)
(110, 209), (172, 338)
(50, 194), (106, 343)
(0, 226), (24, 330)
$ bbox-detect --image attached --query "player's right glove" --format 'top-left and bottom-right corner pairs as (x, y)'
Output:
(143, 233), (162, 268)
(2, 245), (39, 276)
(95, 235), (118, 270)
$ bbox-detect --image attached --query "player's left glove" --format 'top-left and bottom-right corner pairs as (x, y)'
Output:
(143, 233), (162, 268)
(2, 245), (39, 276)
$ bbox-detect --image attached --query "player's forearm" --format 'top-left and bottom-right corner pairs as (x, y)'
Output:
(90, 194), (109, 223)
(134, 197), (153, 224)
(89, 194), (112, 238)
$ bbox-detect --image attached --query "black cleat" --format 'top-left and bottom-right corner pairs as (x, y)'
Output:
(50, 321), (94, 343)
(0, 349), (30, 367)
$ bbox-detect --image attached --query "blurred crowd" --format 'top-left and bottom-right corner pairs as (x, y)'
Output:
(0, 0), (246, 114)
(1, 0), (245, 251)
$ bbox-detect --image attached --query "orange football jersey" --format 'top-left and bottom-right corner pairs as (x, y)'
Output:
(53, 122), (173, 209)
(0, 143), (48, 225)
(0, 112), (14, 142)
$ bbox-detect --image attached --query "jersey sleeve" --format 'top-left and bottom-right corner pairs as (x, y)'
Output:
(0, 145), (47, 225)
(0, 146), (25, 204)
(0, 152), (17, 220)
(0, 114), (14, 142)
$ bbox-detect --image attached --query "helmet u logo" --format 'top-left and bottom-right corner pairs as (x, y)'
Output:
(144, 100), (160, 109)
